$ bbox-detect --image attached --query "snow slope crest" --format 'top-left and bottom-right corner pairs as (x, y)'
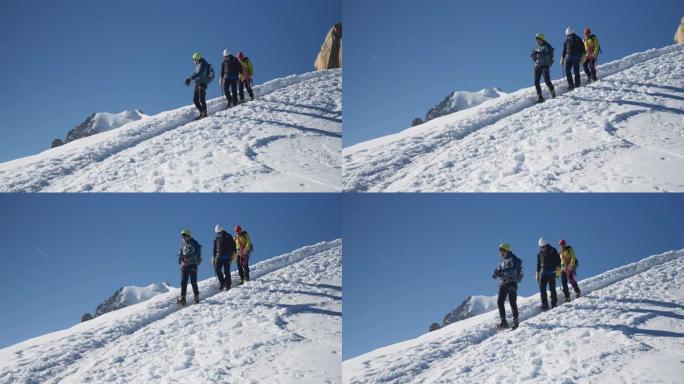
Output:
(343, 248), (684, 383)
(0, 239), (342, 384)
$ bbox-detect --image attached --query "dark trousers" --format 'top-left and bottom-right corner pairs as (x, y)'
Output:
(238, 252), (250, 281)
(583, 57), (597, 81)
(539, 274), (557, 308)
(180, 264), (199, 297)
(497, 282), (519, 320)
(239, 79), (254, 101)
(214, 258), (232, 289)
(223, 79), (238, 106)
(534, 65), (554, 97)
(193, 83), (207, 113)
(564, 55), (581, 89)
(561, 268), (581, 298)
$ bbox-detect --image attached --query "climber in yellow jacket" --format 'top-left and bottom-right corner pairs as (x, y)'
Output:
(238, 52), (255, 102)
(582, 27), (600, 83)
(559, 239), (581, 301)
(235, 225), (253, 284)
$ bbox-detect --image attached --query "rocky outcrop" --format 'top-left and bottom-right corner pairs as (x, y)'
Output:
(80, 313), (93, 322)
(51, 138), (64, 148)
(411, 118), (424, 127)
(428, 322), (441, 332)
(676, 16), (684, 44)
(314, 23), (342, 70)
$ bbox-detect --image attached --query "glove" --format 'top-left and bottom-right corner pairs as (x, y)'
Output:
(555, 267), (561, 278)
(560, 58), (564, 66)
(212, 256), (216, 268)
(535, 272), (540, 282)
(184, 78), (191, 86)
(492, 271), (498, 279)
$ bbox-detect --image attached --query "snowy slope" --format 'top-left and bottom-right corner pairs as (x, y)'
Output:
(343, 248), (684, 384)
(0, 240), (342, 384)
(0, 69), (341, 192)
(92, 282), (174, 318)
(343, 45), (684, 192)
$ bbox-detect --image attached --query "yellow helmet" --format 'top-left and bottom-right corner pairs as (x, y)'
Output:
(192, 52), (201, 61)
(180, 228), (191, 236)
(535, 33), (545, 40)
(499, 243), (511, 252)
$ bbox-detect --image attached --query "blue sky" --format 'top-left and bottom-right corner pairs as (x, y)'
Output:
(0, 194), (341, 348)
(0, 0), (340, 162)
(343, 0), (683, 146)
(342, 194), (684, 359)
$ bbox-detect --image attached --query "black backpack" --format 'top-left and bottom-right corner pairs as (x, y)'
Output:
(206, 63), (215, 84)
(514, 256), (524, 283)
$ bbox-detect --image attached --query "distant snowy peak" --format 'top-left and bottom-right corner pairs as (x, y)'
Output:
(87, 282), (173, 320)
(413, 87), (507, 126)
(65, 109), (147, 143)
(431, 295), (498, 331)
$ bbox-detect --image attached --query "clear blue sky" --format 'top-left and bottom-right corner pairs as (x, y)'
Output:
(343, 0), (683, 146)
(0, 0), (340, 162)
(342, 193), (684, 359)
(0, 193), (341, 348)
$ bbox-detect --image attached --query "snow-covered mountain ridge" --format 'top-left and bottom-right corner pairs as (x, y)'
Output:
(412, 88), (507, 126)
(63, 109), (148, 144)
(0, 239), (342, 384)
(343, 247), (684, 383)
(1, 69), (341, 192)
(82, 282), (174, 321)
(344, 44), (684, 192)
(430, 295), (498, 331)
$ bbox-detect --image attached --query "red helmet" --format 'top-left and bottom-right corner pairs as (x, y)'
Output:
(238, 51), (245, 61)
(584, 27), (591, 36)
(559, 239), (567, 246)
(235, 225), (242, 234)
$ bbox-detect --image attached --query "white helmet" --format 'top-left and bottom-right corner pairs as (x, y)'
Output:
(215, 224), (224, 233)
(565, 27), (574, 36)
(223, 49), (230, 57)
(538, 237), (547, 247)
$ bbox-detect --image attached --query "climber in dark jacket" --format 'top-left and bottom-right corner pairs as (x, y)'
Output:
(220, 49), (243, 108)
(177, 228), (202, 305)
(536, 237), (561, 310)
(184, 52), (211, 120)
(561, 28), (586, 90)
(213, 224), (237, 291)
(530, 33), (556, 103)
(492, 243), (522, 329)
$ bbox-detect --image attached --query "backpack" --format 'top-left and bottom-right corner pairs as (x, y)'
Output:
(206, 63), (215, 84)
(515, 257), (524, 283)
(242, 231), (254, 252)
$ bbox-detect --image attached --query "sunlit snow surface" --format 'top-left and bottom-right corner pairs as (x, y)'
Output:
(343, 45), (684, 192)
(343, 248), (684, 383)
(0, 70), (341, 192)
(0, 240), (342, 384)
